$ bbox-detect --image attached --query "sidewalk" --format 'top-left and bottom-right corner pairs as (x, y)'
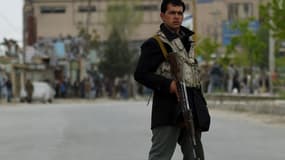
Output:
(204, 93), (285, 116)
(0, 97), (135, 106)
(208, 100), (285, 116)
(1, 96), (285, 116)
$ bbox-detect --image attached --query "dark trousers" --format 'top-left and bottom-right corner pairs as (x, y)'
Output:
(148, 126), (204, 160)
(6, 89), (12, 102)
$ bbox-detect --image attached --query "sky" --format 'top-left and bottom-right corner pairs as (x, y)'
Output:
(0, 0), (23, 44)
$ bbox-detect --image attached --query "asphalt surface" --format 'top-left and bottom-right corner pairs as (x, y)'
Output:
(0, 100), (284, 160)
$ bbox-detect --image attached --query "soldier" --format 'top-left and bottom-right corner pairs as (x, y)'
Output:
(134, 0), (210, 160)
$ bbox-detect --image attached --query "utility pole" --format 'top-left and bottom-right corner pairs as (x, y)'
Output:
(22, 0), (37, 96)
(269, 29), (275, 94)
(72, 0), (75, 25)
(268, 8), (275, 94)
(86, 0), (92, 34)
(209, 10), (221, 42)
(80, 0), (93, 81)
(191, 0), (197, 42)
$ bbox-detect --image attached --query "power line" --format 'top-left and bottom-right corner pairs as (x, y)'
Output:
(0, 11), (22, 35)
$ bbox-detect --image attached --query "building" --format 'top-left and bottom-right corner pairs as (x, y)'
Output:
(24, 0), (269, 46)
(196, 0), (264, 45)
(22, 0), (194, 86)
(22, 0), (267, 82)
(23, 0), (194, 43)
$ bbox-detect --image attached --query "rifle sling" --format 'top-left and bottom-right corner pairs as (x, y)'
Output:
(153, 35), (168, 60)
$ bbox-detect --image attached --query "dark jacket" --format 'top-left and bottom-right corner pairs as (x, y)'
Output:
(134, 24), (210, 131)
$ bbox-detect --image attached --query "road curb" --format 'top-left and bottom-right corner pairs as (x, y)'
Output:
(208, 100), (285, 116)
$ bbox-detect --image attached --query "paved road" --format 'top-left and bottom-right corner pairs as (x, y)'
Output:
(0, 101), (284, 160)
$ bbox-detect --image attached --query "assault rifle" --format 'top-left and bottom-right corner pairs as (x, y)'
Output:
(168, 52), (201, 160)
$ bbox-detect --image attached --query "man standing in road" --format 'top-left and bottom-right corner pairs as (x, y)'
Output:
(134, 0), (210, 159)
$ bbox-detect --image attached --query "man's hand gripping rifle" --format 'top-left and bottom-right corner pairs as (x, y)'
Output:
(168, 53), (201, 160)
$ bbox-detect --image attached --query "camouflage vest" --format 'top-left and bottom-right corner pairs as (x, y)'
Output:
(155, 31), (201, 88)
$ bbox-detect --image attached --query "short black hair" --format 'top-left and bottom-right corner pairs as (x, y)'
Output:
(160, 0), (186, 13)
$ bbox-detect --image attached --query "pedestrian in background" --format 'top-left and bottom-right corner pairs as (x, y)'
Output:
(134, 0), (210, 159)
(207, 62), (223, 93)
(227, 64), (235, 93)
(5, 78), (12, 103)
(25, 79), (34, 103)
(84, 78), (91, 99)
(0, 76), (2, 99)
(72, 80), (80, 97)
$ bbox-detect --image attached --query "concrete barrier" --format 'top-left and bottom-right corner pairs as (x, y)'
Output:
(205, 93), (280, 101)
(207, 100), (285, 116)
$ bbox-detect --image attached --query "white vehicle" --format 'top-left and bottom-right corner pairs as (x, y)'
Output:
(20, 81), (55, 103)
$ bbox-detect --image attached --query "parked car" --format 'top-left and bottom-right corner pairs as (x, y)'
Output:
(20, 81), (55, 103)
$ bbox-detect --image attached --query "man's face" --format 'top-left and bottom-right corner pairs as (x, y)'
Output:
(160, 4), (184, 32)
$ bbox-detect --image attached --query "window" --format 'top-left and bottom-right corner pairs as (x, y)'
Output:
(242, 3), (253, 18)
(228, 3), (238, 20)
(107, 5), (125, 11)
(40, 6), (66, 14)
(228, 3), (253, 20)
(134, 4), (158, 11)
(185, 4), (190, 11)
(197, 0), (214, 3)
(78, 6), (96, 13)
